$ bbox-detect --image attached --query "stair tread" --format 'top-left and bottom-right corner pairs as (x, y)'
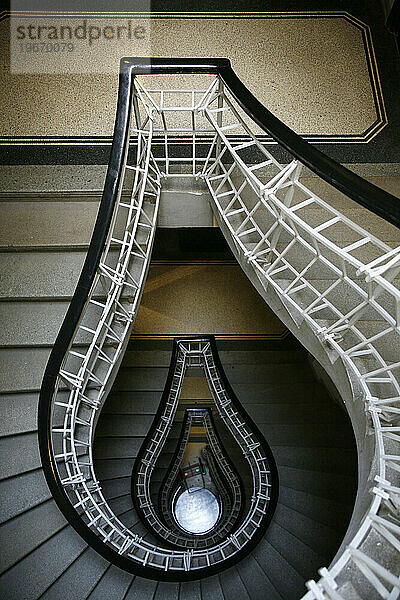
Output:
(101, 477), (132, 499)
(103, 391), (162, 414)
(108, 495), (134, 515)
(246, 401), (350, 425)
(87, 564), (133, 600)
(0, 526), (86, 600)
(251, 538), (306, 600)
(118, 349), (305, 368)
(114, 364), (315, 391)
(271, 445), (357, 475)
(219, 567), (251, 600)
(278, 464), (357, 502)
(276, 461), (357, 484)
(219, 350), (306, 364)
(232, 381), (323, 403)
(125, 577), (158, 600)
(256, 423), (356, 448)
(94, 437), (144, 459)
(95, 459), (136, 480)
(0, 468), (51, 524)
(102, 401), (350, 430)
(200, 575), (224, 600)
(0, 499), (67, 573)
(120, 514), (140, 531)
(279, 485), (354, 529)
(236, 554), (283, 600)
(0, 392), (39, 436)
(0, 432), (41, 480)
(154, 581), (180, 600)
(266, 520), (328, 580)
(272, 503), (341, 559)
(179, 580), (201, 600)
(40, 546), (108, 600)
(96, 414), (154, 437)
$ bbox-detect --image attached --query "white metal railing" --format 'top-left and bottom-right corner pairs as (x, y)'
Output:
(199, 79), (400, 598)
(158, 407), (242, 547)
(134, 338), (272, 556)
(47, 75), (275, 574)
(46, 73), (400, 593)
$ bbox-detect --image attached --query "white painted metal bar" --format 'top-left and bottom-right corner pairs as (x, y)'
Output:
(47, 73), (400, 591)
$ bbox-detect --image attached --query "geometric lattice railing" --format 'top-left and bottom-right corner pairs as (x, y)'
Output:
(39, 57), (400, 594)
(200, 78), (400, 600)
(157, 407), (243, 548)
(132, 339), (250, 550)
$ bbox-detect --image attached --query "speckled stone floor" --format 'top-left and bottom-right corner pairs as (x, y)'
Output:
(0, 0), (399, 164)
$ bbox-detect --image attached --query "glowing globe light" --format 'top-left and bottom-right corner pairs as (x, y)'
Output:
(174, 488), (220, 534)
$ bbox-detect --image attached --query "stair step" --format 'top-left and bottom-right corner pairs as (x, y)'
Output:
(0, 199), (100, 249)
(219, 567), (251, 600)
(0, 348), (51, 394)
(246, 401), (349, 426)
(40, 546), (108, 600)
(122, 350), (174, 368)
(253, 422), (354, 448)
(153, 453), (175, 469)
(236, 554), (283, 600)
(125, 519), (151, 540)
(0, 468), (51, 524)
(114, 368), (169, 392)
(96, 414), (154, 437)
(94, 438), (144, 460)
(125, 576), (158, 600)
(271, 445), (357, 475)
(231, 382), (325, 404)
(278, 465), (357, 503)
(200, 574), (224, 600)
(221, 363), (315, 384)
(101, 477), (131, 500)
(0, 393), (39, 436)
(95, 458), (136, 480)
(266, 521), (326, 580)
(120, 513), (140, 531)
(0, 252), (85, 299)
(103, 391), (162, 414)
(87, 564), (133, 600)
(0, 499), (66, 573)
(278, 485), (354, 530)
(0, 301), (69, 347)
(272, 503), (340, 560)
(252, 537), (306, 600)
(219, 349), (305, 365)
(0, 526), (86, 600)
(112, 362), (315, 392)
(108, 495), (134, 516)
(154, 581), (180, 600)
(180, 580), (201, 600)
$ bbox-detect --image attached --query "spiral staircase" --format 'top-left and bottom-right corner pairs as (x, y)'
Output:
(0, 57), (399, 599)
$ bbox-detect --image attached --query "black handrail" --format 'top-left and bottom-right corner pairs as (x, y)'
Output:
(130, 339), (253, 550)
(38, 62), (141, 577)
(157, 406), (246, 535)
(38, 56), (397, 583)
(129, 336), (278, 568)
(122, 56), (399, 229)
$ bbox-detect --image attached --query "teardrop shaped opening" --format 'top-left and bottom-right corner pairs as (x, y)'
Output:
(125, 335), (277, 554)
(38, 68), (371, 588)
(154, 403), (245, 549)
(92, 229), (358, 582)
